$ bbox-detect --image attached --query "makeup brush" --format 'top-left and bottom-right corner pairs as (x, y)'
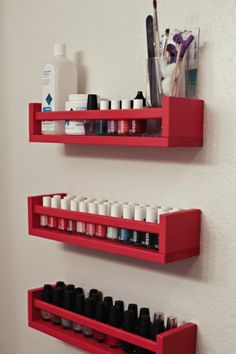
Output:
(153, 0), (161, 58)
(162, 28), (170, 59)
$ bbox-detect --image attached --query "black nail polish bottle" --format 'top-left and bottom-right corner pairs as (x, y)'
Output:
(73, 293), (85, 333)
(89, 288), (98, 297)
(139, 308), (150, 321)
(115, 300), (124, 322)
(128, 304), (138, 328)
(41, 284), (53, 321)
(91, 291), (103, 304)
(136, 315), (152, 354)
(75, 287), (84, 295)
(66, 284), (75, 291)
(86, 94), (98, 135)
(61, 290), (75, 329)
(107, 306), (121, 348)
(82, 298), (96, 338)
(151, 312), (165, 340)
(121, 310), (136, 353)
(56, 281), (65, 289)
(51, 287), (64, 325)
(94, 301), (106, 343)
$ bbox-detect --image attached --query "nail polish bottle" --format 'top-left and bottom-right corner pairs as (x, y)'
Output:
(75, 287), (84, 295)
(56, 281), (65, 289)
(61, 290), (75, 329)
(66, 284), (75, 291)
(152, 312), (165, 340)
(121, 310), (136, 353)
(73, 293), (85, 333)
(166, 315), (178, 330)
(67, 199), (78, 233)
(96, 203), (108, 238)
(143, 207), (158, 250)
(135, 315), (152, 354)
(96, 100), (109, 136)
(48, 196), (61, 229)
(86, 201), (97, 236)
(58, 198), (69, 231)
(129, 94), (144, 136)
(107, 100), (120, 135)
(157, 207), (170, 223)
(51, 287), (64, 325)
(131, 205), (145, 246)
(107, 203), (122, 241)
(85, 94), (98, 136)
(128, 304), (138, 329)
(94, 301), (106, 343)
(76, 200), (87, 234)
(103, 296), (113, 323)
(89, 288), (98, 297)
(40, 196), (51, 227)
(118, 204), (134, 244)
(133, 91), (147, 136)
(82, 298), (96, 338)
(139, 308), (150, 321)
(107, 306), (122, 348)
(118, 100), (131, 135)
(41, 284), (53, 321)
(114, 300), (124, 322)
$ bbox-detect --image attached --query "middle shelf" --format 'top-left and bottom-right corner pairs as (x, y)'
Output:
(28, 193), (201, 264)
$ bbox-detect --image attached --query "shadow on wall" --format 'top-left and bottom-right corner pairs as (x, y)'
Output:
(74, 51), (88, 94)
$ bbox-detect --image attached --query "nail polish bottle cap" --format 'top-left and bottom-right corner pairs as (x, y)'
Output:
(121, 99), (131, 109)
(166, 315), (178, 330)
(53, 195), (62, 199)
(98, 203), (108, 216)
(51, 196), (61, 208)
(104, 296), (113, 308)
(70, 199), (78, 212)
(66, 284), (75, 291)
(110, 203), (122, 217)
(133, 99), (143, 109)
(63, 290), (75, 311)
(134, 205), (145, 221)
(75, 287), (84, 295)
(154, 312), (165, 322)
(88, 201), (97, 214)
(123, 204), (134, 219)
(87, 94), (98, 110)
(128, 304), (138, 326)
(157, 207), (169, 222)
(42, 284), (53, 303)
(115, 300), (124, 313)
(74, 293), (85, 314)
(111, 100), (121, 110)
(122, 310), (135, 332)
(42, 196), (51, 207)
(139, 307), (150, 319)
(95, 301), (106, 322)
(85, 297), (96, 319)
(91, 291), (103, 304)
(139, 315), (151, 338)
(109, 305), (121, 327)
(89, 289), (98, 297)
(146, 207), (156, 223)
(79, 200), (87, 213)
(56, 281), (65, 288)
(52, 287), (64, 307)
(100, 100), (109, 110)
(104, 202), (111, 213)
(61, 198), (69, 210)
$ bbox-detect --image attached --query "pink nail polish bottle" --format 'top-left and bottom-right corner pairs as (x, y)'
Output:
(96, 203), (108, 238)
(76, 200), (88, 234)
(48, 196), (61, 229)
(67, 199), (78, 233)
(86, 201), (98, 237)
(58, 198), (69, 231)
(40, 196), (51, 227)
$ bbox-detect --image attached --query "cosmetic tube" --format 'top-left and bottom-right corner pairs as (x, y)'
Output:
(131, 205), (145, 246)
(95, 203), (108, 238)
(48, 196), (61, 229)
(67, 199), (78, 233)
(58, 198), (69, 231)
(61, 290), (75, 329)
(76, 200), (87, 234)
(107, 203), (122, 241)
(82, 298), (96, 338)
(51, 287), (64, 325)
(40, 196), (51, 227)
(86, 201), (98, 236)
(41, 284), (53, 321)
(118, 204), (134, 243)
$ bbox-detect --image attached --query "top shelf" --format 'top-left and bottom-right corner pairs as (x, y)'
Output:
(29, 96), (204, 147)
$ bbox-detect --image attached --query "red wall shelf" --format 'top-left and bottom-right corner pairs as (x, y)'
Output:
(29, 96), (204, 147)
(29, 286), (197, 354)
(28, 194), (201, 264)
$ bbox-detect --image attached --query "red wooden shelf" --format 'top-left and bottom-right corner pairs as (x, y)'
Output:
(28, 194), (201, 264)
(28, 287), (197, 354)
(29, 96), (204, 147)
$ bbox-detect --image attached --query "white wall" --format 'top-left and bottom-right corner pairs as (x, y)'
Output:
(0, 0), (236, 353)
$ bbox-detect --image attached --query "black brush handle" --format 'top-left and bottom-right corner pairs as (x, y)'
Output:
(146, 16), (157, 107)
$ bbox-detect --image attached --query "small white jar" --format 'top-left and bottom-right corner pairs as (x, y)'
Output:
(65, 94), (88, 135)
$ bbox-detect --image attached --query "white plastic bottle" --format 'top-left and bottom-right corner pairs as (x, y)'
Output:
(42, 43), (77, 135)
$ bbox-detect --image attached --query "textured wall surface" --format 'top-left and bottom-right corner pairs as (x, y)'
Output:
(0, 0), (236, 353)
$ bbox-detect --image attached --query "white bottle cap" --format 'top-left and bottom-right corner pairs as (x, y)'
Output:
(98, 203), (108, 216)
(134, 205), (145, 221)
(42, 196), (51, 207)
(88, 201), (97, 214)
(51, 196), (60, 208)
(146, 207), (156, 223)
(69, 94), (88, 101)
(111, 100), (120, 110)
(54, 43), (66, 57)
(53, 195), (61, 199)
(79, 200), (87, 213)
(123, 205), (134, 219)
(110, 203), (122, 217)
(121, 100), (131, 109)
(157, 207), (169, 222)
(133, 99), (143, 109)
(70, 199), (78, 212)
(100, 100), (109, 110)
(61, 198), (69, 210)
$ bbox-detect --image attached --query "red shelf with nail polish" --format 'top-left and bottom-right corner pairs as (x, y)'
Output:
(29, 286), (197, 354)
(28, 194), (201, 264)
(29, 96), (204, 147)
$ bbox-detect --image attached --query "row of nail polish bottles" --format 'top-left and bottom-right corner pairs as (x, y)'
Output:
(41, 281), (178, 352)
